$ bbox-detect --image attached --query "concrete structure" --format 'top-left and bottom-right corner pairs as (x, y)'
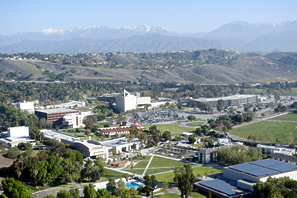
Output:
(218, 138), (243, 147)
(193, 95), (257, 107)
(41, 129), (110, 158)
(116, 90), (151, 112)
(98, 93), (119, 102)
(62, 111), (92, 129)
(12, 101), (35, 114)
(194, 159), (297, 198)
(35, 108), (79, 126)
(196, 148), (218, 163)
(257, 144), (295, 156)
(39, 100), (85, 109)
(0, 126), (35, 147)
(102, 137), (141, 154)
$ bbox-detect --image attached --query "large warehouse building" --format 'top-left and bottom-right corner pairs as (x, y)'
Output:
(116, 90), (151, 112)
(194, 159), (297, 198)
(193, 95), (257, 107)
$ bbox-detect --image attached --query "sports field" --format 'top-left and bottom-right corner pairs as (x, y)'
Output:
(269, 113), (297, 121)
(143, 124), (195, 136)
(231, 121), (297, 144)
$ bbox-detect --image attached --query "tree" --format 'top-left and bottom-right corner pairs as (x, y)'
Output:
(116, 179), (131, 198)
(144, 175), (159, 197)
(69, 188), (80, 198)
(17, 142), (32, 150)
(163, 180), (169, 197)
(85, 129), (91, 136)
(216, 99), (224, 112)
(107, 178), (117, 195)
(57, 189), (72, 198)
(195, 128), (202, 136)
(177, 102), (183, 110)
(124, 173), (129, 183)
(83, 184), (97, 198)
(83, 115), (97, 129)
(97, 189), (116, 198)
(188, 136), (196, 144)
(173, 164), (196, 198)
(162, 131), (171, 141)
(1, 177), (33, 198)
(187, 115), (196, 121)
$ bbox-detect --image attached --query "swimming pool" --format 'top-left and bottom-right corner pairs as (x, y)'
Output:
(125, 182), (142, 189)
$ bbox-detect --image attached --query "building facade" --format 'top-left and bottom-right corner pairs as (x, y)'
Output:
(35, 108), (79, 126)
(257, 144), (295, 156)
(12, 101), (35, 114)
(62, 111), (92, 129)
(194, 95), (257, 107)
(116, 90), (151, 112)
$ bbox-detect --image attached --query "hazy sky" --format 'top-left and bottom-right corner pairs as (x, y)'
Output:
(1, 0), (297, 35)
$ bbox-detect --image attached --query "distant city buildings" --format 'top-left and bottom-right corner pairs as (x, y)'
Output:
(116, 90), (151, 112)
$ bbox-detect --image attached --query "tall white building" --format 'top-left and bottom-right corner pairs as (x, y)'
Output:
(62, 111), (93, 129)
(116, 90), (151, 112)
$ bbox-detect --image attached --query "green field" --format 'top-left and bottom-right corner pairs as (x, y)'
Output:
(143, 124), (195, 136)
(186, 122), (205, 127)
(269, 113), (297, 121)
(155, 166), (221, 184)
(231, 121), (297, 143)
(65, 132), (85, 137)
(122, 158), (151, 175)
(149, 156), (191, 168)
(101, 169), (130, 182)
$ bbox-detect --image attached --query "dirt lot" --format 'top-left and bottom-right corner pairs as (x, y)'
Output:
(0, 154), (14, 168)
(106, 160), (128, 168)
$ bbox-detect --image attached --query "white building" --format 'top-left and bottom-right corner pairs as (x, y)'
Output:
(0, 126), (35, 147)
(62, 111), (92, 129)
(116, 90), (151, 112)
(38, 100), (85, 109)
(12, 101), (35, 114)
(218, 138), (243, 147)
(41, 129), (110, 158)
(102, 137), (141, 154)
(257, 144), (295, 156)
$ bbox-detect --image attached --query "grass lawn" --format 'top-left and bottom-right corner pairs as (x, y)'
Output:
(80, 134), (99, 141)
(98, 122), (112, 128)
(51, 184), (77, 191)
(154, 193), (181, 198)
(231, 121), (297, 143)
(101, 169), (129, 182)
(65, 132), (85, 137)
(155, 166), (221, 184)
(269, 113), (297, 121)
(122, 168), (145, 175)
(186, 122), (205, 127)
(149, 156), (191, 168)
(134, 159), (151, 168)
(143, 124), (196, 136)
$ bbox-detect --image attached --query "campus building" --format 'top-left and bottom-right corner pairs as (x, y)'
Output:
(257, 144), (295, 156)
(62, 111), (93, 129)
(12, 101), (35, 114)
(0, 126), (35, 147)
(196, 148), (218, 164)
(35, 108), (79, 126)
(100, 123), (146, 136)
(193, 95), (257, 107)
(40, 100), (85, 109)
(194, 159), (297, 198)
(41, 129), (110, 158)
(102, 137), (141, 154)
(98, 93), (119, 102)
(116, 90), (151, 112)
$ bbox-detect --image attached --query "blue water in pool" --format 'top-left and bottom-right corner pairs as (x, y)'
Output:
(125, 182), (142, 189)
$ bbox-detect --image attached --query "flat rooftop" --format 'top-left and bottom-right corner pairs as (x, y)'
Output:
(257, 144), (295, 155)
(226, 159), (297, 178)
(41, 129), (80, 141)
(35, 108), (79, 114)
(102, 137), (139, 146)
(194, 94), (256, 102)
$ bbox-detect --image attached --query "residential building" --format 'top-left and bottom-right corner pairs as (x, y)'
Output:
(62, 111), (92, 129)
(35, 108), (79, 126)
(257, 144), (295, 156)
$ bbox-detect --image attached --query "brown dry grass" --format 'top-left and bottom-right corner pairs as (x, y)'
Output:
(106, 160), (127, 168)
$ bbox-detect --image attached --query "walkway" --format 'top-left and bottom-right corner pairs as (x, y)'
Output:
(142, 154), (154, 177)
(105, 166), (142, 178)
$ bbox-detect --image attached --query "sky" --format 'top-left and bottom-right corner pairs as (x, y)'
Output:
(1, 0), (297, 35)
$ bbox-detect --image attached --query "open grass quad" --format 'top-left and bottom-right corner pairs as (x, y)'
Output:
(143, 124), (196, 136)
(186, 121), (205, 127)
(231, 120), (297, 144)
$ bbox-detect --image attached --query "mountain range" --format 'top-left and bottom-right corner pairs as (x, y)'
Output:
(1, 20), (297, 53)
